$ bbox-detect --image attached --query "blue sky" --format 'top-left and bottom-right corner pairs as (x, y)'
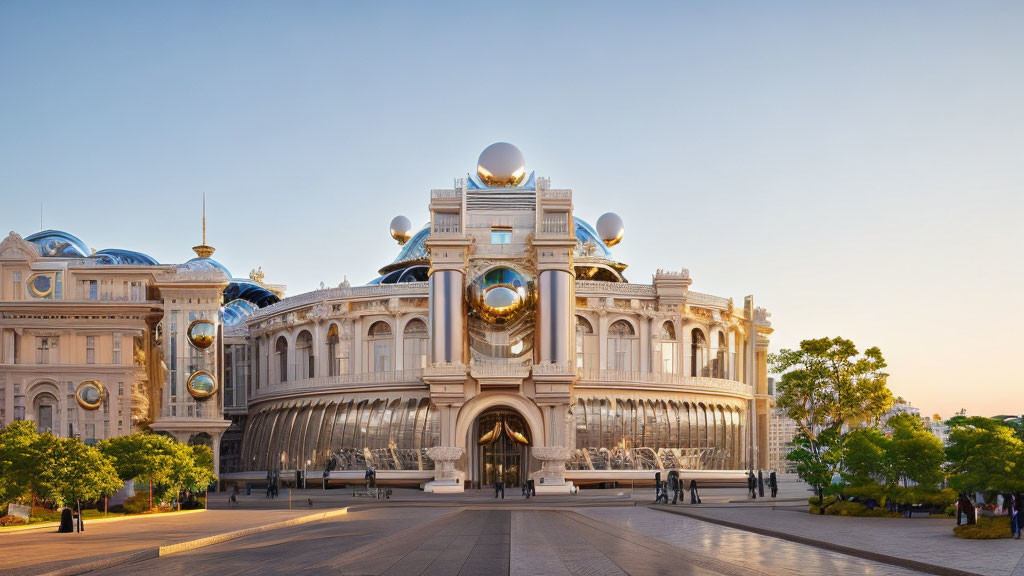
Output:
(2, 1), (1022, 417)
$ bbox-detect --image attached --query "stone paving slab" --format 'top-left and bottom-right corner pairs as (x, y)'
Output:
(647, 502), (1024, 576)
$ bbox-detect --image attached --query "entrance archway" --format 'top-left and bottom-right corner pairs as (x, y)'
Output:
(474, 407), (531, 488)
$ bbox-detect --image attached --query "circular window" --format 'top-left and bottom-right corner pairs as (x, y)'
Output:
(28, 274), (53, 298)
(187, 319), (216, 349)
(75, 380), (104, 410)
(187, 370), (217, 401)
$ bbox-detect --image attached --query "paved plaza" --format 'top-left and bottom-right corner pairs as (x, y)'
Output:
(3, 479), (1022, 576)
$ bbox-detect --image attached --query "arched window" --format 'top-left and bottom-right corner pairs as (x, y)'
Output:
(327, 324), (340, 377)
(607, 319), (638, 372)
(690, 328), (707, 377)
(576, 316), (597, 371)
(403, 319), (428, 370)
(365, 321), (393, 373)
(296, 330), (314, 379)
(275, 336), (288, 383)
(654, 321), (678, 375)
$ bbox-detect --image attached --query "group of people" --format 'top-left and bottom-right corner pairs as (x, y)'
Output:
(747, 469), (778, 499)
(491, 479), (537, 499)
(654, 471), (701, 505)
(265, 468), (280, 499)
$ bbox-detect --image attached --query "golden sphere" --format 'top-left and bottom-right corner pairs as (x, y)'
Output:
(467, 267), (533, 324)
(597, 212), (624, 247)
(187, 319), (216, 349)
(187, 370), (218, 401)
(477, 142), (526, 187)
(390, 215), (413, 245)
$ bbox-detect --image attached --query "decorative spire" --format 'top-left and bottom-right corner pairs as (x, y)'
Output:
(192, 194), (215, 258)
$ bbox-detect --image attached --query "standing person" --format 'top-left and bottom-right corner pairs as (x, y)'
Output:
(758, 469), (765, 498)
(769, 469), (778, 499)
(668, 471), (680, 505)
(690, 479), (700, 504)
(265, 471), (273, 499)
(1011, 494), (1021, 539)
(747, 470), (756, 499)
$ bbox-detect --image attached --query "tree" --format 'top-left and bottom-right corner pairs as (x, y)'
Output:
(770, 337), (894, 512)
(35, 436), (121, 508)
(946, 416), (1024, 494)
(843, 427), (890, 486)
(888, 413), (945, 489)
(0, 421), (50, 505)
(98, 434), (180, 508)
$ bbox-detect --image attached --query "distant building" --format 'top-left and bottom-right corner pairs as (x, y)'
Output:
(767, 377), (799, 473)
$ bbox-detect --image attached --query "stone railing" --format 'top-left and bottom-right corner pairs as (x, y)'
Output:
(687, 291), (732, 309)
(470, 362), (531, 378)
(539, 189), (572, 200)
(576, 369), (753, 398)
(430, 189), (462, 200)
(532, 362), (576, 376)
(574, 280), (657, 297)
(423, 362), (468, 377)
(251, 369), (425, 400)
(250, 282), (429, 320)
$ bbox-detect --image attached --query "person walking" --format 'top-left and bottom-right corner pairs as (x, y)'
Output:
(689, 479), (701, 504)
(769, 469), (778, 499)
(747, 470), (757, 499)
(668, 471), (680, 505)
(757, 469), (765, 498)
(265, 471), (273, 499)
(654, 479), (668, 504)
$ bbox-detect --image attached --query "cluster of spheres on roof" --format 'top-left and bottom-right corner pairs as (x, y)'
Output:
(380, 143), (625, 284)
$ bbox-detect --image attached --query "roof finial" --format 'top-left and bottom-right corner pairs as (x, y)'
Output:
(192, 194), (215, 258)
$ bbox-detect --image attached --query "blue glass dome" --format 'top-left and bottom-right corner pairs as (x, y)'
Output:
(94, 248), (159, 266)
(574, 217), (614, 259)
(224, 279), (281, 308)
(220, 299), (259, 327)
(25, 230), (90, 258)
(182, 257), (231, 277)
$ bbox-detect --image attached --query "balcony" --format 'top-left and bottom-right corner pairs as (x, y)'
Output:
(251, 369), (426, 401)
(576, 368), (753, 398)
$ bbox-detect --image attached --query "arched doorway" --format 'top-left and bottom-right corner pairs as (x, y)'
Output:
(475, 407), (531, 487)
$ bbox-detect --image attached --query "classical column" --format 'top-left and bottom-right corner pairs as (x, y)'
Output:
(429, 270), (464, 364)
(537, 269), (573, 364)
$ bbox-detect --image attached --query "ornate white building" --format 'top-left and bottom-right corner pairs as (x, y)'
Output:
(231, 143), (775, 491)
(0, 143), (774, 491)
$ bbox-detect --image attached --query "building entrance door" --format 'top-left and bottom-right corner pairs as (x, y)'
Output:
(477, 408), (531, 487)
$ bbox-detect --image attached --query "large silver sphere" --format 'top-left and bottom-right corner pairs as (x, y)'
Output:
(390, 215), (413, 245)
(596, 212), (625, 247)
(477, 142), (526, 187)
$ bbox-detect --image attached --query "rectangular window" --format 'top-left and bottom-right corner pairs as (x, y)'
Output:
(169, 312), (178, 398)
(88, 280), (98, 300)
(112, 333), (121, 364)
(491, 228), (512, 244)
(187, 405), (194, 417)
(85, 423), (95, 441)
(86, 336), (96, 364)
(35, 336), (57, 364)
(12, 271), (22, 301)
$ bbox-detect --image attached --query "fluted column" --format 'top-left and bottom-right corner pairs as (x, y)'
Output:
(429, 270), (464, 364)
(537, 270), (573, 364)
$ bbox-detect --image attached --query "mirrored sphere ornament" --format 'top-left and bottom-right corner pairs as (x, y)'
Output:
(596, 212), (625, 247)
(187, 370), (217, 401)
(467, 266), (534, 324)
(476, 142), (526, 187)
(76, 380), (105, 410)
(187, 319), (216, 349)
(389, 215), (413, 245)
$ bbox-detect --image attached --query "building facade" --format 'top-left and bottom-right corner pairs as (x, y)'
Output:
(0, 143), (774, 491)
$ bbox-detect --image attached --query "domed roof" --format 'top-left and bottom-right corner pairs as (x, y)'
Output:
(476, 142), (527, 187)
(24, 230), (90, 258)
(94, 248), (160, 266)
(181, 257), (232, 278)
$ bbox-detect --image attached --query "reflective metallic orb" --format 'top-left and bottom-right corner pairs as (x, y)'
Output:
(187, 370), (217, 401)
(187, 319), (216, 349)
(596, 212), (625, 247)
(76, 380), (104, 410)
(27, 273), (54, 297)
(467, 267), (534, 324)
(389, 215), (413, 245)
(477, 142), (526, 187)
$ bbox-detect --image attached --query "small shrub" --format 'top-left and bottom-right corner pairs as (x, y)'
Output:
(953, 516), (1012, 539)
(0, 515), (25, 526)
(122, 494), (153, 515)
(30, 507), (61, 522)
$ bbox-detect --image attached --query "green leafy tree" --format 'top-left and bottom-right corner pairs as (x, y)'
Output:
(843, 427), (891, 485)
(98, 434), (180, 508)
(168, 443), (216, 503)
(35, 436), (121, 508)
(0, 421), (50, 505)
(946, 416), (1024, 494)
(770, 337), (894, 512)
(888, 413), (945, 489)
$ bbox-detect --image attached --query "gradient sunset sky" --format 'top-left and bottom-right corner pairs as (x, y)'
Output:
(2, 2), (1021, 418)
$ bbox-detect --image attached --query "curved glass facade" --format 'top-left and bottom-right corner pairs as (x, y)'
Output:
(240, 397), (440, 472)
(94, 248), (160, 266)
(25, 229), (90, 258)
(569, 397), (745, 471)
(224, 280), (281, 308)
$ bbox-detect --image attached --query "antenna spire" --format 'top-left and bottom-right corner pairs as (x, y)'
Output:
(192, 194), (215, 258)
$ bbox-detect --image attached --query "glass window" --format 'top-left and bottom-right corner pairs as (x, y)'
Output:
(607, 320), (637, 372)
(112, 332), (121, 364)
(403, 319), (428, 370)
(490, 229), (512, 244)
(86, 336), (96, 364)
(365, 321), (392, 373)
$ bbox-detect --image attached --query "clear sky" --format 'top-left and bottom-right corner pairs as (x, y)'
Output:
(2, 2), (1021, 419)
